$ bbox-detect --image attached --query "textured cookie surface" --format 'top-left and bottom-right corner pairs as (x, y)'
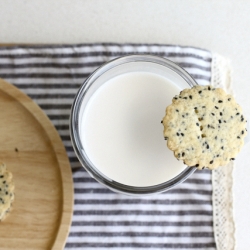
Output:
(0, 163), (15, 221)
(162, 85), (247, 170)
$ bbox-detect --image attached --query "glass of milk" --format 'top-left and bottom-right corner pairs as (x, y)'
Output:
(70, 55), (197, 196)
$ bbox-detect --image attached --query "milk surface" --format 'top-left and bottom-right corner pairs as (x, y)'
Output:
(80, 72), (187, 187)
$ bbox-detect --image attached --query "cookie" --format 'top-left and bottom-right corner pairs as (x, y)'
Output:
(162, 85), (247, 170)
(0, 163), (15, 221)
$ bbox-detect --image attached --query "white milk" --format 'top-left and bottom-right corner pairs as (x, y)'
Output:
(80, 72), (187, 187)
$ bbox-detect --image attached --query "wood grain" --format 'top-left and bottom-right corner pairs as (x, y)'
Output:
(0, 79), (73, 250)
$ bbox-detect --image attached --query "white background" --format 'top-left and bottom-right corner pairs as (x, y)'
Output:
(0, 0), (249, 248)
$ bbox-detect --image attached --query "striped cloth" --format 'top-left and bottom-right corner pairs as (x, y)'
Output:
(0, 44), (215, 250)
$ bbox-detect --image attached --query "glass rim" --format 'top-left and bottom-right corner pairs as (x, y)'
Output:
(70, 54), (197, 196)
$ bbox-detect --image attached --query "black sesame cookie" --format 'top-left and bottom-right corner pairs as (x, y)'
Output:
(162, 85), (247, 170)
(0, 163), (15, 221)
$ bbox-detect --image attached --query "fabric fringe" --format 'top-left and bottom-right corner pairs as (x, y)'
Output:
(211, 54), (235, 250)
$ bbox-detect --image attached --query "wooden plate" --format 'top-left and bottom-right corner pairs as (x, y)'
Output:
(0, 79), (73, 249)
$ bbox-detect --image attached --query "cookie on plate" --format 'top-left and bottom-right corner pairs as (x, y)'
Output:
(0, 163), (15, 221)
(162, 85), (247, 170)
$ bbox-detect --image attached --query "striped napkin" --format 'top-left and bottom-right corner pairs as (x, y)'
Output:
(0, 44), (216, 249)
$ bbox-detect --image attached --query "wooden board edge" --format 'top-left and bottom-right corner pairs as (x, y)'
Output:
(0, 79), (74, 250)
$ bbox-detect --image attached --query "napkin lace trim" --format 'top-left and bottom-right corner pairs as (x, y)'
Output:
(211, 54), (235, 250)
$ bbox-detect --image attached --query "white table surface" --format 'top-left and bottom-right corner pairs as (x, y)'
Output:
(0, 0), (249, 248)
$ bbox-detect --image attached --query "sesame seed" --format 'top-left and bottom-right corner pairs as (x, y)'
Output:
(207, 145), (209, 149)
(182, 152), (185, 157)
(208, 124), (210, 128)
(164, 137), (168, 140)
(201, 134), (206, 138)
(215, 106), (219, 109)
(236, 113), (240, 115)
(219, 120), (221, 123)
(228, 98), (231, 101)
(181, 133), (184, 136)
(221, 146), (224, 150)
(230, 158), (235, 161)
(189, 95), (192, 99)
(183, 97), (187, 99)
(220, 112), (222, 116)
(208, 86), (211, 90)
(196, 123), (199, 126)
(176, 133), (180, 136)
(237, 136), (240, 139)
(199, 91), (202, 94)
(195, 164), (199, 167)
(218, 100), (223, 103)
(210, 160), (213, 164)
(242, 130), (245, 134)
(202, 106), (205, 108)
(176, 109), (179, 112)
(211, 113), (215, 116)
